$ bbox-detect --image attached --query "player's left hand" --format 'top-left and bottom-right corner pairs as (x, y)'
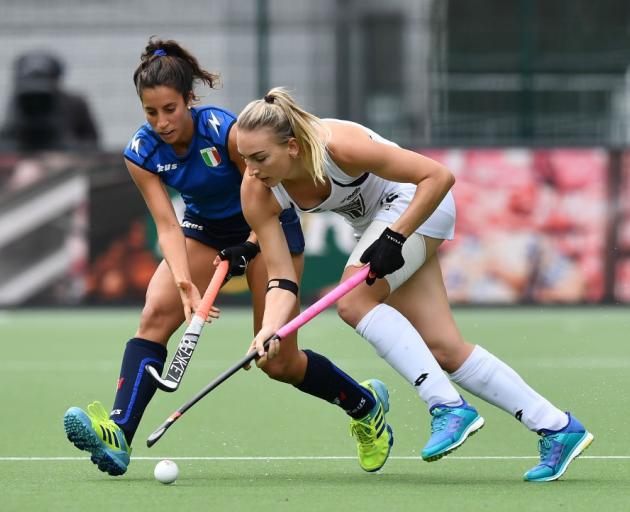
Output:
(359, 227), (407, 285)
(214, 241), (260, 282)
(204, 306), (221, 323)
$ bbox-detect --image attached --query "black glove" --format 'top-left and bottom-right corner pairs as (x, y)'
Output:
(359, 227), (406, 285)
(218, 241), (260, 282)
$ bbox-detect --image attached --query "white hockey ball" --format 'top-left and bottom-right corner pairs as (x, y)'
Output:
(154, 459), (179, 484)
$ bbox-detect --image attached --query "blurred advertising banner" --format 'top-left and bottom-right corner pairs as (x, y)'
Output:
(0, 153), (88, 306)
(0, 149), (628, 306)
(301, 148), (626, 305)
(424, 148), (610, 304)
(303, 149), (616, 304)
(617, 152), (630, 302)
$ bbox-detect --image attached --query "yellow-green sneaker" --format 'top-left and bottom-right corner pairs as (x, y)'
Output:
(350, 379), (394, 472)
(63, 401), (131, 476)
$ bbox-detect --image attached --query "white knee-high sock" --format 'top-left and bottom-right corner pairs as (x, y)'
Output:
(449, 345), (568, 431)
(355, 304), (461, 409)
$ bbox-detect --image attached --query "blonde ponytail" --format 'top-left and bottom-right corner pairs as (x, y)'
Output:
(237, 87), (328, 184)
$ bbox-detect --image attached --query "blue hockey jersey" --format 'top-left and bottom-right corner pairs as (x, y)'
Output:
(123, 106), (242, 219)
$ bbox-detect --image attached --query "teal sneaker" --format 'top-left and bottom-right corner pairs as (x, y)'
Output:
(421, 398), (484, 462)
(350, 379), (394, 472)
(524, 413), (593, 482)
(64, 401), (131, 476)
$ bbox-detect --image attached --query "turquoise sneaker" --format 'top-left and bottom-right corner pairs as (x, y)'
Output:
(524, 413), (593, 482)
(350, 379), (394, 472)
(64, 401), (131, 476)
(421, 398), (484, 462)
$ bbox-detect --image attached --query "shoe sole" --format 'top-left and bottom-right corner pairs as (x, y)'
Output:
(524, 431), (594, 482)
(423, 415), (485, 462)
(63, 408), (128, 476)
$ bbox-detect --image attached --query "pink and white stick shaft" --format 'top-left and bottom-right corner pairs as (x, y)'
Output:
(275, 265), (370, 339)
(146, 264), (370, 447)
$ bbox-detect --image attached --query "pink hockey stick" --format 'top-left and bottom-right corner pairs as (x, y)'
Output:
(147, 264), (370, 447)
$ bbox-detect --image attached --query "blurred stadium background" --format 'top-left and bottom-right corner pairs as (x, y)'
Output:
(2, 3), (630, 511)
(1, 0), (629, 307)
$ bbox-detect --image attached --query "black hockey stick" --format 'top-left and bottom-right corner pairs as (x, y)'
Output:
(145, 261), (229, 392)
(146, 265), (371, 447)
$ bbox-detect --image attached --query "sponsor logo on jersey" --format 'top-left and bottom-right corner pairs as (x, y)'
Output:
(208, 112), (221, 135)
(200, 147), (222, 167)
(332, 189), (365, 219)
(342, 187), (362, 204)
(130, 137), (141, 155)
(181, 220), (204, 231)
(156, 163), (178, 173)
(381, 192), (399, 211)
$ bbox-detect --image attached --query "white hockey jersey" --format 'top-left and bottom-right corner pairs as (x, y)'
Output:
(270, 119), (406, 234)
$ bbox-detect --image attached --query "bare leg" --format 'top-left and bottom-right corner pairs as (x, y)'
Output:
(388, 242), (567, 433)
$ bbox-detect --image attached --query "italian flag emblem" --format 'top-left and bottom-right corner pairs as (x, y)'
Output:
(200, 147), (222, 167)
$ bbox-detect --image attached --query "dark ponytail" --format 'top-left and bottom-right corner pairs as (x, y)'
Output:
(132, 37), (220, 102)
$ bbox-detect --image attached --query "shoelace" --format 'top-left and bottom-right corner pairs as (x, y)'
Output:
(538, 437), (562, 467)
(351, 420), (376, 449)
(87, 402), (123, 447)
(87, 402), (109, 421)
(430, 409), (450, 433)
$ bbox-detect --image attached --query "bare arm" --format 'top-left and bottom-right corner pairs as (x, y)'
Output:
(327, 122), (455, 238)
(227, 123), (258, 246)
(241, 173), (297, 349)
(125, 158), (200, 322)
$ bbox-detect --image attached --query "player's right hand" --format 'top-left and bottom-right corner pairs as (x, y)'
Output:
(176, 280), (202, 324)
(243, 325), (280, 370)
(215, 241), (260, 283)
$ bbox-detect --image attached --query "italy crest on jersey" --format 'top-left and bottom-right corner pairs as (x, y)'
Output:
(200, 147), (222, 167)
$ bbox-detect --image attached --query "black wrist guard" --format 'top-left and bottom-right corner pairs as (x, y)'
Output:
(267, 278), (299, 296)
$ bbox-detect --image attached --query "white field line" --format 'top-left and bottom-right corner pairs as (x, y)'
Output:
(3, 356), (630, 371)
(1, 455), (628, 461)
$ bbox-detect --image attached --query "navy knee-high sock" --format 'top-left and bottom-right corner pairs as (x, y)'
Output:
(294, 350), (375, 419)
(110, 338), (167, 445)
